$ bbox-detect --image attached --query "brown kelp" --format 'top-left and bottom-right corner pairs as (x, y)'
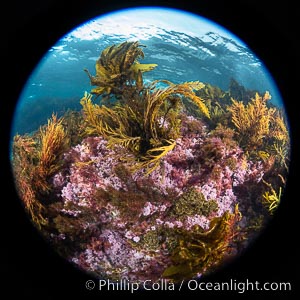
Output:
(162, 206), (241, 282)
(227, 92), (289, 153)
(12, 114), (68, 228)
(84, 41), (157, 98)
(80, 47), (209, 174)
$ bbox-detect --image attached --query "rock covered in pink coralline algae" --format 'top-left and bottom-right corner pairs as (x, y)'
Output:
(50, 116), (267, 282)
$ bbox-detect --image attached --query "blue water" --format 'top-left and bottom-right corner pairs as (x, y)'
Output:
(11, 25), (284, 136)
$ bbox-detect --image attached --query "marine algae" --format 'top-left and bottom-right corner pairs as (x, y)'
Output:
(228, 92), (274, 150)
(81, 77), (210, 174)
(84, 41), (157, 98)
(172, 188), (218, 218)
(262, 179), (282, 215)
(12, 114), (68, 228)
(36, 114), (69, 192)
(12, 135), (47, 228)
(162, 209), (239, 282)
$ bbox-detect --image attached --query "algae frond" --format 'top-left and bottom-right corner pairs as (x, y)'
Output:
(162, 209), (239, 282)
(81, 42), (211, 174)
(12, 114), (68, 228)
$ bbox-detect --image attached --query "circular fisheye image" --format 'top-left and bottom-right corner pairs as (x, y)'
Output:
(10, 7), (290, 285)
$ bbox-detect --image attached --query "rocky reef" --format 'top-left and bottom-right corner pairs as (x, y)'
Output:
(12, 41), (290, 285)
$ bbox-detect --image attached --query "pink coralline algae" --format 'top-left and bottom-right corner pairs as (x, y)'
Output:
(54, 137), (126, 207)
(49, 116), (268, 283)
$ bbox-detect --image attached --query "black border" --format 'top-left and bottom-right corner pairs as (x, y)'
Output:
(2, 1), (298, 298)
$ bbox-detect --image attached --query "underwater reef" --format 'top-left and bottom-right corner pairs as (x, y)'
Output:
(12, 41), (290, 284)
